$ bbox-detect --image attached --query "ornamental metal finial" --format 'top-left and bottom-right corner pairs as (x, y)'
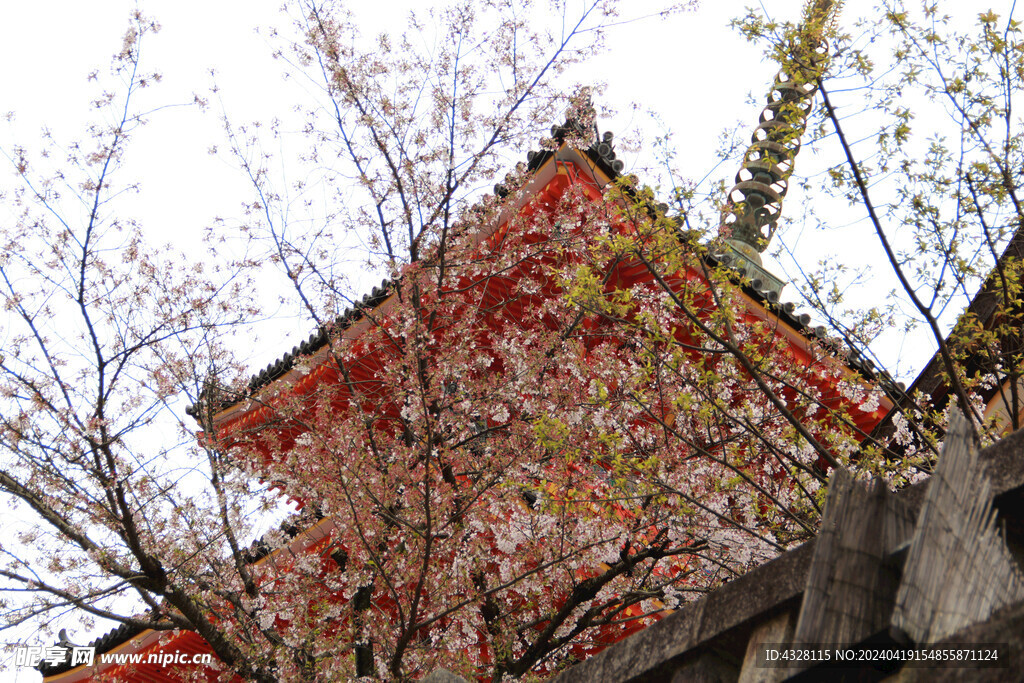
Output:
(720, 0), (839, 266)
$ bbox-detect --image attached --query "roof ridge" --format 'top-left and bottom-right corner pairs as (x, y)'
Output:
(187, 118), (625, 420)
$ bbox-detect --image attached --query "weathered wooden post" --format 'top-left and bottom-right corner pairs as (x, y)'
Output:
(892, 411), (1024, 643)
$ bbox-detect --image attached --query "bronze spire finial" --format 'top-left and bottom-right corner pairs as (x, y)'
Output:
(719, 0), (840, 295)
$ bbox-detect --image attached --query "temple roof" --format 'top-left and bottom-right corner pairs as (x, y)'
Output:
(186, 118), (904, 424)
(185, 117), (624, 421)
(54, 111), (909, 680)
(38, 514), (324, 679)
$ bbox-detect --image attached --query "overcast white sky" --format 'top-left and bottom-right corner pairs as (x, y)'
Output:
(0, 0), (807, 243)
(0, 0), (828, 371)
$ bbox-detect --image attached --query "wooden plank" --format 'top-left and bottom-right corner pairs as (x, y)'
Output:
(892, 410), (1024, 643)
(666, 650), (737, 683)
(793, 468), (914, 649)
(737, 608), (796, 683)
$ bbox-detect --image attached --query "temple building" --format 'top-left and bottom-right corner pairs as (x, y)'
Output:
(37, 2), (975, 681)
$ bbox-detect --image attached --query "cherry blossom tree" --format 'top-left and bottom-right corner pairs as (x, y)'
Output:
(197, 1), (891, 678)
(0, 11), (279, 681)
(4, 0), (1020, 681)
